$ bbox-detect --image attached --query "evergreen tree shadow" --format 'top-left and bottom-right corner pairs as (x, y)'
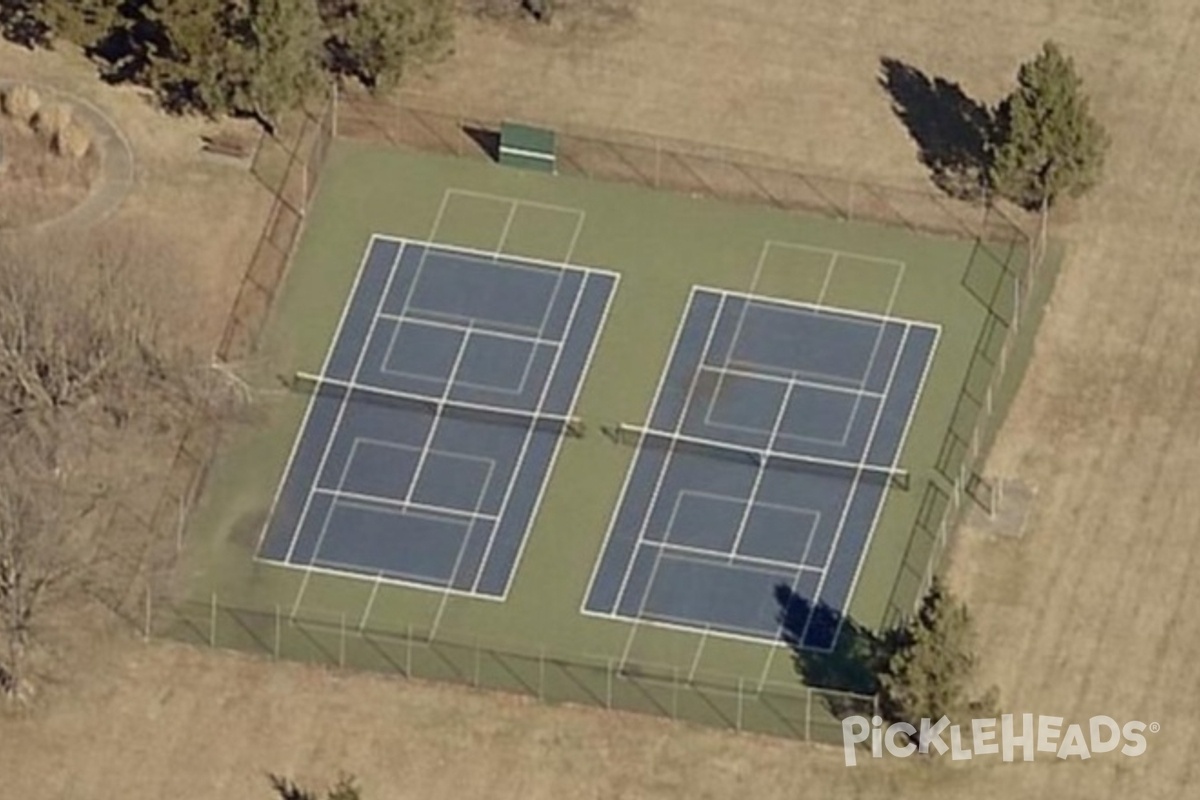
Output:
(774, 583), (895, 706)
(878, 57), (996, 201)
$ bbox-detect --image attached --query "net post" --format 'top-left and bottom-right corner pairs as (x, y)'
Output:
(274, 604), (281, 659)
(209, 592), (217, 648)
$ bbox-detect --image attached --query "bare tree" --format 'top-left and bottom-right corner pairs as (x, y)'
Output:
(0, 229), (241, 699)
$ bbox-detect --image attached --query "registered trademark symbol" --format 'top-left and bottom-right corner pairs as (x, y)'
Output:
(1149, 722), (1161, 734)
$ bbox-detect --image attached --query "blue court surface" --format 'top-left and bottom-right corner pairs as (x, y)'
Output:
(583, 288), (938, 650)
(258, 237), (617, 598)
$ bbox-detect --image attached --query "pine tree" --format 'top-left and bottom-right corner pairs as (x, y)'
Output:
(991, 41), (1110, 210)
(877, 579), (997, 725)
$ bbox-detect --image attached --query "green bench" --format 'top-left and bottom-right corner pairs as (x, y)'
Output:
(498, 122), (556, 174)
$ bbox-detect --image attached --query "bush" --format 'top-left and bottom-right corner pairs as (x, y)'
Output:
(31, 103), (73, 141)
(1, 85), (42, 124)
(52, 121), (92, 159)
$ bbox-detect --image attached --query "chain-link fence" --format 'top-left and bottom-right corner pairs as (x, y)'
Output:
(337, 91), (1030, 246)
(881, 210), (1053, 627)
(94, 94), (336, 627)
(149, 594), (876, 745)
(334, 90), (1051, 626)
(107, 87), (1058, 739)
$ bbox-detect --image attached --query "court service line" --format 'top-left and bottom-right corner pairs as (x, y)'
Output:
(401, 324), (475, 508)
(727, 380), (796, 561)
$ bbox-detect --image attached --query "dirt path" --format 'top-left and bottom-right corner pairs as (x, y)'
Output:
(3, 2), (1200, 797)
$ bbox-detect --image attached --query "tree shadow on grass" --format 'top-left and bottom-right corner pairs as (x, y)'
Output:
(878, 57), (997, 202)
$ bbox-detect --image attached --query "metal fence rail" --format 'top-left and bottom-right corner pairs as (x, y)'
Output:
(109, 86), (1058, 741)
(337, 91), (1031, 247)
(152, 594), (876, 745)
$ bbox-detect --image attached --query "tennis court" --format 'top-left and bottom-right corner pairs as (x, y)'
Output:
(584, 288), (938, 650)
(257, 236), (618, 599)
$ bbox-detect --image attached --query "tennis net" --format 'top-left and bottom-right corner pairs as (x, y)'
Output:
(293, 371), (585, 435)
(616, 422), (908, 483)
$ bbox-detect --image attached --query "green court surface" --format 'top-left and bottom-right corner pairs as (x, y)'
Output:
(166, 138), (1057, 740)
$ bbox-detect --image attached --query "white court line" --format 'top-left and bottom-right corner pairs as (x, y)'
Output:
(614, 548), (817, 650)
(759, 323), (914, 684)
(428, 432), (500, 638)
(296, 373), (581, 427)
(256, 235), (387, 554)
(283, 241), (405, 578)
(578, 287), (701, 616)
(378, 313), (562, 348)
(816, 251), (839, 305)
(728, 379), (795, 561)
(697, 367), (864, 450)
(394, 191), (455, 323)
(612, 295), (732, 670)
(263, 558), (508, 603)
(610, 293), (730, 611)
(402, 324), (475, 507)
(469, 238), (591, 594)
(313, 489), (499, 524)
(446, 187), (587, 218)
(580, 605), (794, 649)
(826, 325), (942, 648)
(663, 489), (821, 569)
(645, 539), (823, 576)
(696, 284), (933, 330)
(378, 320), (542, 399)
(493, 265), (617, 600)
(701, 364), (884, 399)
(373, 231), (620, 280)
(833, 259), (907, 458)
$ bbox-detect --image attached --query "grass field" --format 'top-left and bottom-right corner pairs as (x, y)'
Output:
(6, 0), (1200, 797)
(167, 135), (1049, 740)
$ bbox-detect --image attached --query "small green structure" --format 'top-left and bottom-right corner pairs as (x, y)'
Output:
(498, 122), (556, 173)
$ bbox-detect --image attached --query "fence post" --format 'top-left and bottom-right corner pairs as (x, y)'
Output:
(736, 677), (744, 732)
(143, 583), (152, 642)
(672, 666), (679, 719)
(209, 592), (217, 648)
(473, 638), (481, 689)
(405, 623), (413, 678)
(805, 687), (813, 742)
(274, 604), (281, 660)
(605, 657), (613, 709)
(339, 613), (346, 668)
(538, 647), (546, 701)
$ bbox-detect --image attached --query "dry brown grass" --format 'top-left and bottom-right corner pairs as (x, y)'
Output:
(2, 0), (1199, 797)
(0, 112), (98, 228)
